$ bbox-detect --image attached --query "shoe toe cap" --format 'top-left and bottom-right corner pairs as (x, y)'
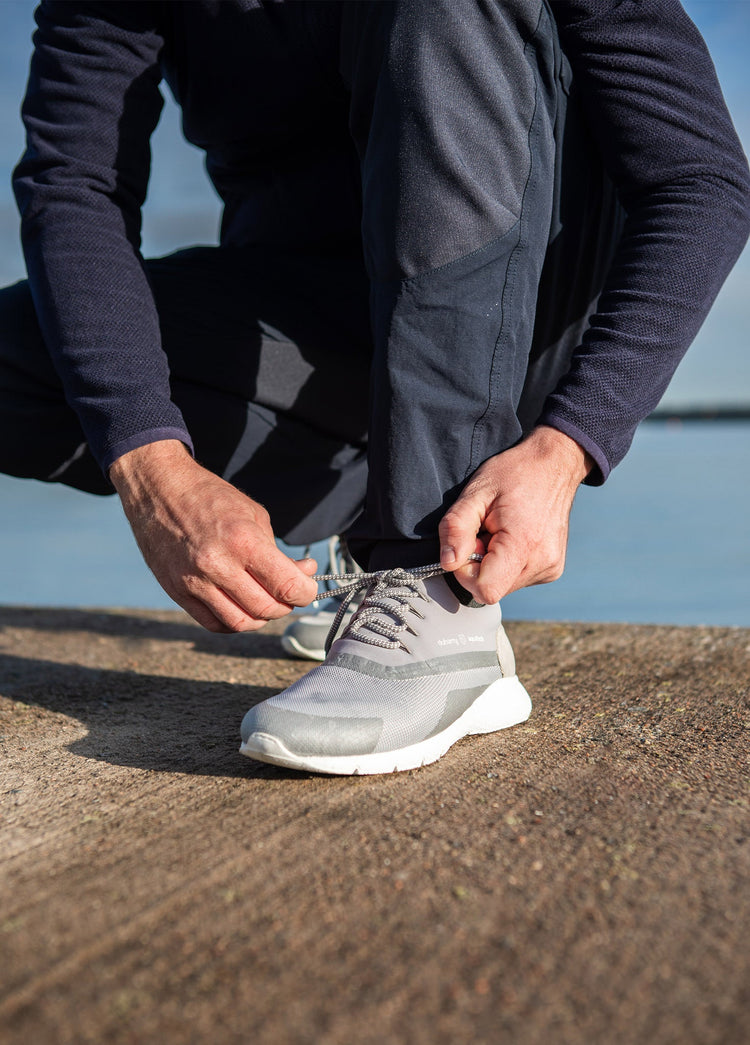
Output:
(241, 701), (382, 757)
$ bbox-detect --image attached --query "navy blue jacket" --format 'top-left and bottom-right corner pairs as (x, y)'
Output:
(13, 0), (750, 478)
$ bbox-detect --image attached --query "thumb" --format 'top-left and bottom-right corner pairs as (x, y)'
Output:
(438, 494), (485, 572)
(295, 557), (319, 577)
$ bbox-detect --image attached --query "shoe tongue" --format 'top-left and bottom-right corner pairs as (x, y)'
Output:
(443, 570), (484, 607)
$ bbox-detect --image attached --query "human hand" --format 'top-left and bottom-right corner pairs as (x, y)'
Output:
(438, 426), (592, 604)
(110, 440), (318, 632)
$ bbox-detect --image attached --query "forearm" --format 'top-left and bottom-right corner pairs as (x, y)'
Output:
(19, 211), (191, 472)
(540, 182), (750, 482)
(543, 0), (750, 480)
(13, 1), (185, 472)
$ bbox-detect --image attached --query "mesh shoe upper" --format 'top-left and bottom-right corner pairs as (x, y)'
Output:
(244, 569), (515, 758)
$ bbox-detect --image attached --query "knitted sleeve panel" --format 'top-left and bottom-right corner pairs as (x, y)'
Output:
(541, 0), (750, 482)
(13, 1), (193, 473)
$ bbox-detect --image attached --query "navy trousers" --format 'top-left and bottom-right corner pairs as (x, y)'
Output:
(0, 0), (621, 567)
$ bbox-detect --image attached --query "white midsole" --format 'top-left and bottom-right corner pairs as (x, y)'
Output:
(239, 674), (531, 776)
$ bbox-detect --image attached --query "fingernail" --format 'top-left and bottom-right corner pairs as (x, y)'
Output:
(441, 546), (457, 566)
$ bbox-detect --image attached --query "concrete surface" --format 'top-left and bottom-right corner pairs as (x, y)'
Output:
(1, 605), (748, 1044)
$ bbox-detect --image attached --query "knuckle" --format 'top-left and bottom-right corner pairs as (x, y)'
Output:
(476, 579), (501, 605)
(222, 612), (251, 633)
(548, 561), (565, 582)
(276, 576), (302, 605)
(529, 554), (564, 585)
(252, 594), (283, 621)
(242, 618), (268, 633)
(192, 546), (222, 579)
(182, 571), (206, 597)
(248, 503), (271, 528)
(438, 518), (457, 541)
(539, 543), (565, 581)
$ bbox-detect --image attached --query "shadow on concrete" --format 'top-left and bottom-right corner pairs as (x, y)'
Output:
(0, 604), (290, 660)
(0, 648), (308, 781)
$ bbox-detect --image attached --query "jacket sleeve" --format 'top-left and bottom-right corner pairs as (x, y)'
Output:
(540, 0), (750, 482)
(13, 0), (193, 473)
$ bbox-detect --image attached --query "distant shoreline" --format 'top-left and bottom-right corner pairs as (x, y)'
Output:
(646, 405), (750, 422)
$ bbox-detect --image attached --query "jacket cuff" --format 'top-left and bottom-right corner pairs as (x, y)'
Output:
(536, 411), (610, 486)
(101, 427), (194, 475)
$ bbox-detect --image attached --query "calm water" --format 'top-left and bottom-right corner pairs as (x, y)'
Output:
(0, 2), (748, 629)
(1, 421), (748, 627)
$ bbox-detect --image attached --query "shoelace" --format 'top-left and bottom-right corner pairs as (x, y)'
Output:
(304, 537), (364, 609)
(312, 555), (482, 655)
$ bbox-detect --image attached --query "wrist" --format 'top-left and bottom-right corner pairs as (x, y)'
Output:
(109, 439), (192, 500)
(522, 425), (593, 484)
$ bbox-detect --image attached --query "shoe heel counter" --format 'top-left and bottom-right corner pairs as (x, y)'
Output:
(496, 623), (516, 677)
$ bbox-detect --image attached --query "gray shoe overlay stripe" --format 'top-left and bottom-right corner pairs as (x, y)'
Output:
(427, 684), (489, 739)
(327, 650), (501, 680)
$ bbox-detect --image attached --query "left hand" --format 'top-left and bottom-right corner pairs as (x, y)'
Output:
(438, 425), (592, 604)
(110, 440), (319, 633)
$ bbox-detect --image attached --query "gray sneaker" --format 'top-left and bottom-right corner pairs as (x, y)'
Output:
(241, 563), (531, 775)
(280, 537), (363, 662)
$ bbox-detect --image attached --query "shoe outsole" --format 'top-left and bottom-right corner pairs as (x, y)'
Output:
(239, 675), (531, 775)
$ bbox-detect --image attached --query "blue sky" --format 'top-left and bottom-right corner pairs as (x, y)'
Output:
(0, 0), (748, 404)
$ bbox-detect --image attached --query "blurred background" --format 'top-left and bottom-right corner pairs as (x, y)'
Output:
(0, 0), (748, 626)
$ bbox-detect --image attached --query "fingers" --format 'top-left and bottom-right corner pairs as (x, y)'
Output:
(167, 560), (317, 633)
(179, 544), (319, 632)
(240, 542), (319, 611)
(451, 531), (563, 605)
(455, 539), (524, 605)
(170, 589), (266, 635)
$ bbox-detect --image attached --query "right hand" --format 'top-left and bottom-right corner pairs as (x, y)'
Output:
(109, 440), (318, 632)
(438, 425), (591, 604)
